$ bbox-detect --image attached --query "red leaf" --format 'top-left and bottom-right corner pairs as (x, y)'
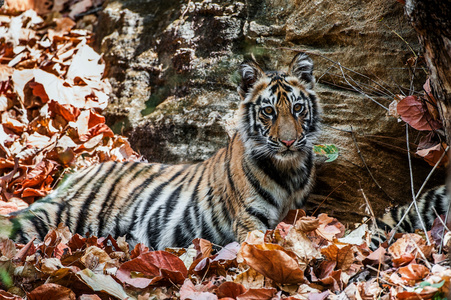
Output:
(236, 288), (277, 300)
(13, 237), (36, 262)
(87, 110), (105, 128)
(397, 95), (442, 131)
(416, 142), (448, 167)
(14, 160), (59, 194)
(130, 243), (150, 259)
(26, 283), (76, 300)
(79, 123), (114, 142)
(29, 82), (49, 104)
(48, 100), (81, 122)
(116, 251), (188, 288)
(67, 234), (87, 252)
(216, 282), (247, 299)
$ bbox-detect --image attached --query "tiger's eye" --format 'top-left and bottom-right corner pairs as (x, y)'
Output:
(293, 104), (303, 112)
(264, 107), (274, 115)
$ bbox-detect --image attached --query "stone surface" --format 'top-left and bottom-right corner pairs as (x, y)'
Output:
(94, 0), (445, 225)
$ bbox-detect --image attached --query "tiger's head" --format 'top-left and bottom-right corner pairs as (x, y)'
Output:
(237, 53), (320, 165)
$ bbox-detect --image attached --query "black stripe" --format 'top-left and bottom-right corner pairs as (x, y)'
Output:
(185, 166), (206, 235)
(59, 164), (110, 231)
(138, 167), (189, 221)
(74, 162), (118, 235)
(147, 205), (164, 249)
(33, 215), (48, 241)
(200, 215), (216, 242)
(173, 224), (190, 248)
(296, 152), (314, 189)
(245, 206), (270, 229)
(253, 157), (290, 191)
(97, 162), (142, 234)
(242, 158), (279, 209)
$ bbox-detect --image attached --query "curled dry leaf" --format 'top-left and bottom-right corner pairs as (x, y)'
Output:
(192, 238), (213, 260)
(388, 95), (402, 118)
(234, 267), (265, 290)
(416, 142), (448, 167)
(283, 219), (321, 270)
(394, 264), (430, 285)
(216, 281), (247, 299)
(321, 244), (356, 272)
(76, 269), (130, 300)
(115, 250), (188, 288)
(315, 213), (345, 241)
(240, 242), (304, 284)
(26, 283), (76, 300)
(388, 233), (433, 260)
(235, 288), (277, 300)
(296, 216), (319, 232)
(80, 246), (112, 268)
(179, 279), (217, 300)
(396, 95), (442, 131)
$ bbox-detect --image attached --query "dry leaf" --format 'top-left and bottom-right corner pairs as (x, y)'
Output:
(397, 95), (442, 131)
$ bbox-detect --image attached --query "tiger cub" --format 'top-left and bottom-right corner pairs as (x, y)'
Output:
(5, 53), (321, 250)
(372, 185), (450, 247)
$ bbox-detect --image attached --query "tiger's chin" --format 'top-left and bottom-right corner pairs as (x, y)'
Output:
(273, 150), (305, 166)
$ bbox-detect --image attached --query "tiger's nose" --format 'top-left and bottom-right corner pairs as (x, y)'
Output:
(281, 139), (295, 147)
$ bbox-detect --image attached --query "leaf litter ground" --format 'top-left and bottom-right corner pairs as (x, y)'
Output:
(0, 4), (451, 300)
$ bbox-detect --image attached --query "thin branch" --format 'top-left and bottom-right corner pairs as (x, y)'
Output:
(388, 145), (449, 244)
(312, 181), (346, 215)
(350, 127), (395, 201)
(338, 63), (389, 111)
(407, 234), (432, 270)
(405, 124), (430, 244)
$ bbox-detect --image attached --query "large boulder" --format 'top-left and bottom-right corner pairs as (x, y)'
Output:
(94, 0), (444, 224)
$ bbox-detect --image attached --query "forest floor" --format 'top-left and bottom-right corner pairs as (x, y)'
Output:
(0, 3), (451, 300)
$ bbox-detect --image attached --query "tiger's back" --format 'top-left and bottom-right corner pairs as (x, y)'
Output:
(8, 53), (320, 249)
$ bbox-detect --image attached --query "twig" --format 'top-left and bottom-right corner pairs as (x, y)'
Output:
(359, 182), (376, 223)
(432, 206), (451, 254)
(405, 124), (430, 245)
(388, 145), (449, 244)
(441, 199), (451, 255)
(312, 181), (346, 215)
(322, 124), (352, 133)
(338, 63), (389, 111)
(406, 234), (432, 270)
(268, 46), (398, 102)
(359, 182), (383, 245)
(350, 127), (395, 201)
(431, 207), (451, 232)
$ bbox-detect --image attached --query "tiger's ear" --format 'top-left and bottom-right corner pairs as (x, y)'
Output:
(288, 52), (315, 88)
(238, 59), (265, 100)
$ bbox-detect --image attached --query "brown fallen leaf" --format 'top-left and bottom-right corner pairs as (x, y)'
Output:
(235, 287), (277, 300)
(416, 142), (448, 167)
(26, 283), (76, 300)
(397, 95), (442, 131)
(216, 281), (247, 299)
(393, 264), (430, 285)
(321, 243), (355, 272)
(179, 279), (217, 300)
(115, 250), (187, 288)
(388, 233), (433, 261)
(240, 242), (304, 284)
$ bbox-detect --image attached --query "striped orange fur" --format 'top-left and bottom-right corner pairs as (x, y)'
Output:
(8, 53), (321, 249)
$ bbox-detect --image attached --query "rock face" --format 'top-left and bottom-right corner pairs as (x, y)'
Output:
(94, 0), (444, 224)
